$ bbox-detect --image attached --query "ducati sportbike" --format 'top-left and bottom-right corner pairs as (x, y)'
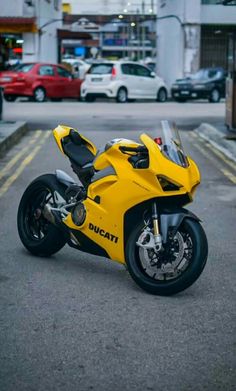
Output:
(17, 121), (208, 295)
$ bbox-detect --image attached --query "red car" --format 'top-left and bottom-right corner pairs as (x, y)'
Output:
(0, 63), (82, 102)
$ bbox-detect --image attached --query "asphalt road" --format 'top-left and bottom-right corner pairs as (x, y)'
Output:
(0, 101), (235, 391)
(3, 99), (225, 131)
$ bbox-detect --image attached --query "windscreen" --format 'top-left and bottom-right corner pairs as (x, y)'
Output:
(160, 121), (189, 168)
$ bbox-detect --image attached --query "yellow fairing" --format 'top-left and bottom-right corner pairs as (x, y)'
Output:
(53, 125), (97, 155)
(63, 134), (200, 265)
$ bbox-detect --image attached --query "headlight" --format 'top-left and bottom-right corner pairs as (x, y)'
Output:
(193, 84), (205, 89)
(172, 84), (179, 89)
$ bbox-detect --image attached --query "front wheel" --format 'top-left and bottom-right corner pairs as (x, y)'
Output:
(125, 218), (208, 296)
(17, 174), (67, 256)
(157, 88), (167, 102)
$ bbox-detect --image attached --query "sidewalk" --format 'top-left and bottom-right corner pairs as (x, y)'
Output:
(0, 121), (28, 158)
(195, 122), (236, 164)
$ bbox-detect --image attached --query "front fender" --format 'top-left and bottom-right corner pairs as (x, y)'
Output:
(160, 208), (201, 243)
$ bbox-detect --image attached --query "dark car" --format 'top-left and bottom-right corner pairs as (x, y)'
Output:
(171, 68), (227, 103)
(0, 63), (82, 102)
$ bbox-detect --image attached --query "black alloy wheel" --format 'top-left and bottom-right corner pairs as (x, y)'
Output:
(17, 174), (67, 256)
(125, 218), (208, 296)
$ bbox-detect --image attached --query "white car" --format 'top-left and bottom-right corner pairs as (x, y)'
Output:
(81, 61), (168, 103)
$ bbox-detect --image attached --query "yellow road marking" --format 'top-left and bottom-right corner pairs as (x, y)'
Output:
(191, 135), (236, 185)
(190, 132), (236, 172)
(0, 130), (42, 181)
(0, 131), (51, 199)
(220, 169), (236, 185)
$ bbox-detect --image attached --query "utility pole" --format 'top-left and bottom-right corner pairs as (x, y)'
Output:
(142, 0), (145, 60)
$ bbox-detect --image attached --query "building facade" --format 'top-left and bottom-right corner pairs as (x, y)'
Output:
(62, 14), (156, 61)
(0, 0), (62, 69)
(62, 0), (157, 15)
(156, 0), (236, 87)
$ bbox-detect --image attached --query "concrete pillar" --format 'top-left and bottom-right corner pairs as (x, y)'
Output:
(156, 0), (201, 88)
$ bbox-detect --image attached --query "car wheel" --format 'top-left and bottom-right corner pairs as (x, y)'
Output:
(116, 87), (127, 103)
(209, 88), (220, 103)
(33, 87), (46, 102)
(4, 94), (17, 102)
(157, 88), (167, 102)
(85, 95), (96, 102)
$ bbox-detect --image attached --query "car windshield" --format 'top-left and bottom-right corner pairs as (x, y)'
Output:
(160, 121), (189, 168)
(191, 69), (221, 80)
(11, 63), (34, 73)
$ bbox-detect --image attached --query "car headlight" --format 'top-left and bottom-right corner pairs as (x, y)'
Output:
(172, 84), (179, 89)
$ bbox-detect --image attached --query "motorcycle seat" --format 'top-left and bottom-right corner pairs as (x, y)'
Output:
(62, 129), (95, 168)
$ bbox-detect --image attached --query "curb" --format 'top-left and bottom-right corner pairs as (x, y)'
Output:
(0, 121), (29, 158)
(195, 123), (236, 164)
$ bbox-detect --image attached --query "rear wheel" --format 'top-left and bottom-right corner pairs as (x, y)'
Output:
(34, 87), (46, 102)
(157, 88), (167, 102)
(125, 218), (208, 295)
(116, 87), (127, 103)
(17, 174), (67, 256)
(4, 94), (17, 102)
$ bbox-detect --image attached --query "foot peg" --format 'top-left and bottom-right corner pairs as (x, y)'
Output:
(65, 184), (86, 202)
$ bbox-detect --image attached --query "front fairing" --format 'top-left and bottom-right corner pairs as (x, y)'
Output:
(140, 133), (200, 197)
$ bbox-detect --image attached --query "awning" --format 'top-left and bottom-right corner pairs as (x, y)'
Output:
(0, 17), (37, 33)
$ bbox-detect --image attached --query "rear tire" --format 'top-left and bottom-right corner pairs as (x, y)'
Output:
(209, 88), (220, 103)
(4, 94), (17, 102)
(17, 174), (67, 256)
(125, 218), (208, 295)
(33, 87), (46, 102)
(116, 87), (127, 103)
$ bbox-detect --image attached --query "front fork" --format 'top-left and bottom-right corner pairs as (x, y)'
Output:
(136, 202), (162, 251)
(152, 202), (162, 251)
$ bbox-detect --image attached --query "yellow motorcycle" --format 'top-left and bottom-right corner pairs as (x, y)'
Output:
(17, 121), (208, 295)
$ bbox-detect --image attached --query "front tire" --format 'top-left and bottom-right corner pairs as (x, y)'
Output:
(17, 174), (67, 256)
(157, 88), (167, 102)
(125, 218), (208, 296)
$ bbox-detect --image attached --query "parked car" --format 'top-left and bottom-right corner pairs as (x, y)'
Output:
(81, 61), (168, 103)
(0, 63), (82, 102)
(171, 68), (227, 103)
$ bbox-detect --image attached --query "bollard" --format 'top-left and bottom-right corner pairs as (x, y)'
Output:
(0, 87), (3, 121)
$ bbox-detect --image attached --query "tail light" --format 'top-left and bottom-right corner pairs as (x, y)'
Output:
(111, 66), (117, 80)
